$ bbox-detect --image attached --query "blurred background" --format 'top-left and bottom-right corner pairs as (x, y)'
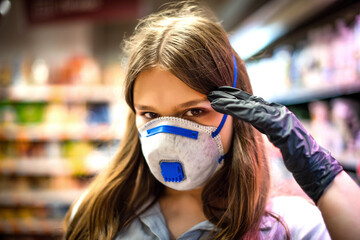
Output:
(0, 0), (359, 239)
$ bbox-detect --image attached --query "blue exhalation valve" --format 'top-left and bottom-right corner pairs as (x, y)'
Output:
(160, 162), (184, 182)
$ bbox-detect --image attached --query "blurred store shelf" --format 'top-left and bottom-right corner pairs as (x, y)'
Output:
(0, 158), (71, 176)
(1, 85), (122, 103)
(0, 124), (121, 141)
(0, 155), (111, 177)
(268, 81), (360, 105)
(0, 218), (63, 236)
(0, 189), (84, 206)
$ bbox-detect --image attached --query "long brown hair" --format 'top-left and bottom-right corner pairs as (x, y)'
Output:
(64, 1), (272, 239)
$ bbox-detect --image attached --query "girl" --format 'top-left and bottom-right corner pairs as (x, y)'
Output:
(64, 2), (360, 239)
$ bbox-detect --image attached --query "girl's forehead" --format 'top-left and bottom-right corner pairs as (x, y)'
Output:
(133, 67), (206, 108)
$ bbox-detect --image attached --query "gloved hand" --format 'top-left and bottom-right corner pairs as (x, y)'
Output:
(208, 86), (343, 204)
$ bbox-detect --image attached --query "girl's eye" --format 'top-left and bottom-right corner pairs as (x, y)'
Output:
(142, 112), (159, 119)
(184, 108), (204, 117)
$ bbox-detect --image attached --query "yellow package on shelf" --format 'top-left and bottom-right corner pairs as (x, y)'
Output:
(62, 141), (94, 176)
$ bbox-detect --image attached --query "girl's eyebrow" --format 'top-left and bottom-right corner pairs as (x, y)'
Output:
(134, 98), (209, 111)
(134, 104), (156, 111)
(176, 99), (209, 109)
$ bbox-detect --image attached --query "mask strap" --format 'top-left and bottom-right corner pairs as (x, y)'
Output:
(212, 54), (237, 138)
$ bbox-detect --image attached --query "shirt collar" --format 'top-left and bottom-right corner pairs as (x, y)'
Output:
(137, 200), (274, 238)
(138, 201), (170, 239)
(138, 201), (215, 239)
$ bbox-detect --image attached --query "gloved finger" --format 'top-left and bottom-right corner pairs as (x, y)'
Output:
(210, 97), (252, 116)
(210, 97), (275, 124)
(208, 86), (251, 102)
(209, 86), (273, 106)
(209, 87), (277, 114)
(209, 87), (286, 114)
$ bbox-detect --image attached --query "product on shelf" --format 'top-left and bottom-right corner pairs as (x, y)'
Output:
(61, 141), (94, 176)
(0, 102), (16, 126)
(308, 101), (344, 157)
(355, 15), (360, 75)
(86, 103), (110, 125)
(0, 61), (12, 87)
(102, 62), (125, 85)
(246, 47), (292, 100)
(330, 98), (360, 165)
(305, 99), (360, 168)
(30, 58), (50, 85)
(55, 55), (101, 85)
(13, 102), (46, 125)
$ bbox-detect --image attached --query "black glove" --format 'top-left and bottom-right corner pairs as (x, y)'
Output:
(208, 86), (343, 204)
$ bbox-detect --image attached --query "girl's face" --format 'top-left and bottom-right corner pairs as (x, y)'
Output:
(133, 66), (233, 154)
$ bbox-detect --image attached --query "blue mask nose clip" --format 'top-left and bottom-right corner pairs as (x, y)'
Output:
(160, 162), (185, 182)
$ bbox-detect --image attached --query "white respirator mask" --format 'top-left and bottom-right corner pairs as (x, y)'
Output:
(138, 116), (226, 190)
(137, 55), (238, 191)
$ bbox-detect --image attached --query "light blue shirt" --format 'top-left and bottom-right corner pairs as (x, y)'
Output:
(114, 196), (331, 240)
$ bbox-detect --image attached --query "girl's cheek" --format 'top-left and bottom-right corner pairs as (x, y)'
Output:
(135, 115), (147, 129)
(194, 111), (224, 127)
(221, 116), (233, 154)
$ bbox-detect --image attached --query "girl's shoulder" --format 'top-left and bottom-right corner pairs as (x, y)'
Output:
(262, 196), (331, 240)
